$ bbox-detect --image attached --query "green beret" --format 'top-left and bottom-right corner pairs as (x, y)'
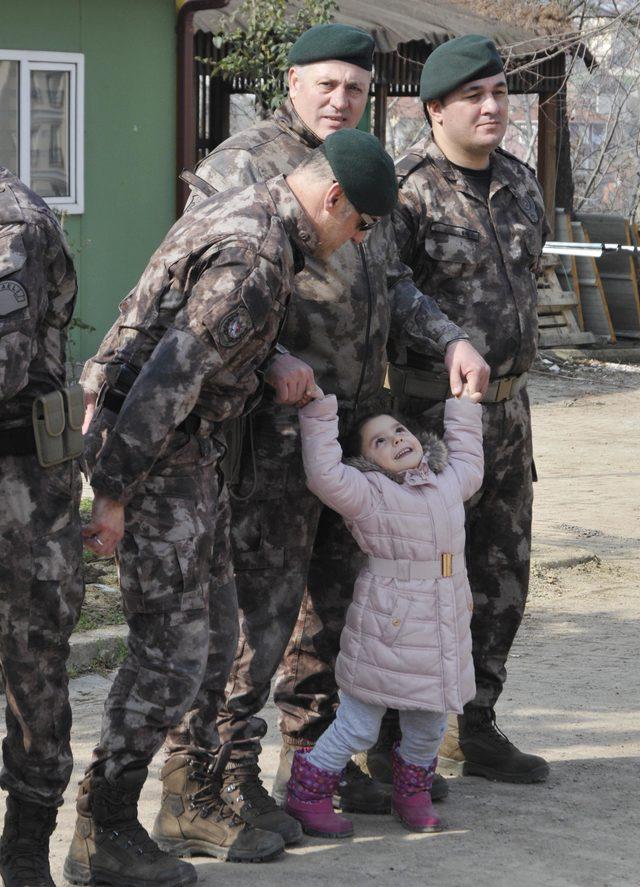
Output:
(321, 129), (397, 216)
(288, 23), (374, 71)
(420, 35), (504, 102)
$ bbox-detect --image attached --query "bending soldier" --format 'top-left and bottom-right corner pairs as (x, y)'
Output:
(64, 132), (399, 887)
(153, 23), (488, 835)
(0, 167), (84, 887)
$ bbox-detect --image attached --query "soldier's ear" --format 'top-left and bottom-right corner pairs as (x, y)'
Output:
(428, 99), (443, 126)
(323, 181), (344, 213)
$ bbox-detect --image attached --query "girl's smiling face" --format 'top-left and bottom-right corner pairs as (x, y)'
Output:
(360, 415), (423, 474)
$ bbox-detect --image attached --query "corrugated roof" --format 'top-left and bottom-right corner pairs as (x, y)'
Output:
(194, 0), (548, 56)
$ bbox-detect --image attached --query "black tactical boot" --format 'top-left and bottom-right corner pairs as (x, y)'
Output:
(152, 746), (285, 862)
(221, 758), (302, 845)
(447, 706), (549, 783)
(63, 766), (197, 886)
(357, 710), (449, 802)
(0, 795), (57, 886)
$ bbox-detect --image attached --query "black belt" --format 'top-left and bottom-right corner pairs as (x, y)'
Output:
(0, 425), (37, 457)
(102, 388), (201, 435)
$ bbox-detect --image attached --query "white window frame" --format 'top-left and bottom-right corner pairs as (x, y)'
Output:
(0, 49), (84, 213)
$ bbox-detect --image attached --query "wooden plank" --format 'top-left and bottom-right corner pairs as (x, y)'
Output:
(554, 209), (583, 326)
(575, 213), (640, 332)
(569, 222), (616, 342)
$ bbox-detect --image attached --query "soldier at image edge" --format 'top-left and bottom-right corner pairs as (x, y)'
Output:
(0, 166), (85, 887)
(369, 34), (551, 785)
(63, 130), (400, 887)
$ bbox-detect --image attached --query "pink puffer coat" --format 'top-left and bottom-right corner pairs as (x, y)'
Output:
(299, 395), (484, 713)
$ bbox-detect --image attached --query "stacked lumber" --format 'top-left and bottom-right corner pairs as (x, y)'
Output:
(536, 256), (597, 347)
(575, 213), (640, 340)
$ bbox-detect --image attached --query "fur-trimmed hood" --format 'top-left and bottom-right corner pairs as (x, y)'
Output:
(345, 432), (449, 484)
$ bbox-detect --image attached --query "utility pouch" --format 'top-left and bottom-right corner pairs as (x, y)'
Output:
(62, 383), (85, 461)
(220, 415), (246, 487)
(32, 390), (66, 467)
(32, 384), (85, 467)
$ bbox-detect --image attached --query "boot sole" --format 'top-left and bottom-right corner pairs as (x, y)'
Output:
(391, 810), (443, 834)
(299, 823), (354, 839)
(151, 835), (284, 863)
(62, 857), (197, 886)
(439, 755), (549, 784)
(335, 797), (390, 814)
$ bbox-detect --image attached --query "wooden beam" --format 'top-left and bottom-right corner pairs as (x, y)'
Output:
(537, 91), (559, 238)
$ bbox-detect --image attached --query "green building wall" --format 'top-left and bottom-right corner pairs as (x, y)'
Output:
(2, 0), (177, 363)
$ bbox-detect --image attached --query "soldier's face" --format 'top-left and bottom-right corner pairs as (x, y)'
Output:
(428, 72), (509, 161)
(359, 415), (423, 474)
(288, 61), (371, 139)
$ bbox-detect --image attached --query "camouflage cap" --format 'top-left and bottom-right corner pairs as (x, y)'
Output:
(288, 23), (375, 71)
(321, 129), (397, 216)
(420, 34), (504, 102)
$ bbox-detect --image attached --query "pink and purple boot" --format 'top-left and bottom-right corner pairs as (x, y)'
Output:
(285, 751), (354, 838)
(391, 743), (443, 833)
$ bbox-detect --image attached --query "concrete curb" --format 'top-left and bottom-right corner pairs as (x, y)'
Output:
(68, 624), (128, 672)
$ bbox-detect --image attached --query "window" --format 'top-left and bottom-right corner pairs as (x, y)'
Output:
(0, 50), (84, 213)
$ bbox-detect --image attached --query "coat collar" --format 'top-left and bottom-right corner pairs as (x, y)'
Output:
(265, 174), (321, 262)
(345, 433), (448, 486)
(274, 98), (323, 150)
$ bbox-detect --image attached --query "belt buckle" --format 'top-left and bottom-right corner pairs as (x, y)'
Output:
(441, 553), (453, 578)
(495, 378), (513, 402)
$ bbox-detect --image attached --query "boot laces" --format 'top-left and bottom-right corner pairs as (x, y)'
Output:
(470, 709), (512, 745)
(342, 760), (375, 786)
(187, 760), (247, 829)
(95, 783), (167, 860)
(224, 773), (278, 814)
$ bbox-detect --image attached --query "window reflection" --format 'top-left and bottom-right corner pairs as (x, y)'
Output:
(30, 69), (70, 197)
(0, 61), (19, 175)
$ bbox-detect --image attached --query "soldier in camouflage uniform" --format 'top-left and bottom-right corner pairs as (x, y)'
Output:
(65, 134), (400, 886)
(0, 167), (84, 887)
(169, 23), (490, 827)
(370, 35), (550, 784)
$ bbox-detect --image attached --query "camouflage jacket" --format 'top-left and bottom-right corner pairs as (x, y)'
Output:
(0, 167), (77, 427)
(180, 100), (466, 406)
(88, 176), (316, 503)
(393, 133), (548, 379)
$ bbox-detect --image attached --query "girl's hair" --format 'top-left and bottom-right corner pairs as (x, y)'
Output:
(340, 413), (379, 459)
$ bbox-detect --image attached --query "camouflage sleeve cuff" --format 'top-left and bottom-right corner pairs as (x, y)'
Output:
(439, 327), (469, 352)
(80, 357), (107, 395)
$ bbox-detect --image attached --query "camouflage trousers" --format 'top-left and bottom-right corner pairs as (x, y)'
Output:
(91, 432), (238, 781)
(0, 455), (84, 806)
(216, 394), (391, 764)
(276, 388), (534, 748)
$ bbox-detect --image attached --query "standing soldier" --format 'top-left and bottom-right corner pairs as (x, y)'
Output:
(376, 35), (550, 784)
(156, 22), (488, 835)
(0, 168), (85, 886)
(64, 133), (400, 886)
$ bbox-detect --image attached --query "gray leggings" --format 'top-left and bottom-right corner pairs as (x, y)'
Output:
(307, 691), (447, 773)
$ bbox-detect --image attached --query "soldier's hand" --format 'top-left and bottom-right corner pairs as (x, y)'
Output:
(83, 493), (125, 556)
(445, 339), (490, 399)
(265, 353), (316, 405)
(459, 382), (483, 404)
(82, 389), (98, 435)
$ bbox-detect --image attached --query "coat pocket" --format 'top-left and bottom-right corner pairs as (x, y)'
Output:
(380, 594), (412, 646)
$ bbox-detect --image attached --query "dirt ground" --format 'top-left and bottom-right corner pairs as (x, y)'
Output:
(2, 355), (639, 886)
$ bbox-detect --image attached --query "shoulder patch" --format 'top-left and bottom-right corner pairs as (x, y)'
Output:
(217, 305), (253, 348)
(0, 280), (28, 316)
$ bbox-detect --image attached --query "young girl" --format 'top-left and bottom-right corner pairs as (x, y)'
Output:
(285, 387), (484, 837)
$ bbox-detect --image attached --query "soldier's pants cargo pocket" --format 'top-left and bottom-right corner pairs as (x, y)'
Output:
(118, 532), (208, 616)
